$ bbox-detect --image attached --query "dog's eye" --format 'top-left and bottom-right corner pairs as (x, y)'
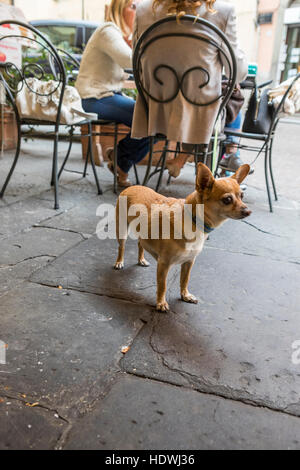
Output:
(222, 196), (233, 205)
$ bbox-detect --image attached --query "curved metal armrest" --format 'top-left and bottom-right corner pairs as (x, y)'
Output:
(258, 80), (273, 89)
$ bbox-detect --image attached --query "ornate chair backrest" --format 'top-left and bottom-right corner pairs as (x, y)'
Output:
(0, 20), (66, 129)
(133, 15), (237, 133)
(51, 48), (80, 86)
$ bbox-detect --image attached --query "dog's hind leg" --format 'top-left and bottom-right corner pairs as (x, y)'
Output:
(138, 240), (150, 267)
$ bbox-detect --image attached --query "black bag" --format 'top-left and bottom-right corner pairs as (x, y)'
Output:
(242, 86), (275, 135)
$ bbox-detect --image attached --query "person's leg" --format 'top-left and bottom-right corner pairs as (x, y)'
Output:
(165, 143), (194, 178)
(224, 111), (242, 156)
(82, 94), (149, 175)
(220, 111), (254, 178)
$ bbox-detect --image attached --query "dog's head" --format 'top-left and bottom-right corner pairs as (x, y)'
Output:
(196, 163), (252, 220)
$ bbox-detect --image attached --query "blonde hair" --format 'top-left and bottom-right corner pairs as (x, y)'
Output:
(106, 0), (133, 36)
(153, 0), (216, 20)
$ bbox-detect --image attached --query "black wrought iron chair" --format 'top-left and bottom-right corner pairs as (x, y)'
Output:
(0, 20), (101, 210)
(54, 49), (140, 194)
(87, 69), (142, 193)
(49, 47), (103, 187)
(220, 72), (300, 212)
(132, 15), (237, 191)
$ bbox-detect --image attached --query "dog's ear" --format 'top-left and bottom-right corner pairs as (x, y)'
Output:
(231, 164), (250, 184)
(196, 163), (214, 194)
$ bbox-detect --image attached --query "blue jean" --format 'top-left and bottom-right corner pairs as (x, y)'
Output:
(226, 111), (242, 145)
(82, 93), (149, 174)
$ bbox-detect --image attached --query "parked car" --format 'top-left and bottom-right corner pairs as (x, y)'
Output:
(29, 19), (100, 62)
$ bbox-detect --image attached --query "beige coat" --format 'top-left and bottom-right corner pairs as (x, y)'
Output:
(75, 22), (132, 99)
(131, 0), (248, 144)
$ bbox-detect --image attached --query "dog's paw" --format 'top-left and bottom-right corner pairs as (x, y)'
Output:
(138, 259), (150, 267)
(156, 301), (169, 312)
(114, 261), (124, 270)
(181, 292), (198, 304)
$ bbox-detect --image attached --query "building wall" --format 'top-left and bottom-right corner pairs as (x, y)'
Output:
(256, 0), (291, 82)
(229, 0), (259, 63)
(9, 0), (106, 22)
(11, 0), (259, 61)
(1, 0), (293, 82)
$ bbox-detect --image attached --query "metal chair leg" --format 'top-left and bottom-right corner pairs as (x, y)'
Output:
(58, 126), (74, 181)
(87, 122), (102, 195)
(83, 127), (89, 178)
(264, 144), (273, 213)
(113, 123), (118, 194)
(215, 141), (224, 177)
(203, 144), (209, 168)
(0, 123), (22, 198)
(194, 144), (200, 173)
(133, 164), (140, 185)
(53, 133), (59, 210)
(143, 136), (154, 186)
(167, 142), (180, 185)
(268, 137), (278, 201)
(155, 139), (169, 192)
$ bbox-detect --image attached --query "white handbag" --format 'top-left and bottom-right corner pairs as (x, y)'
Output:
(268, 77), (300, 116)
(16, 77), (97, 124)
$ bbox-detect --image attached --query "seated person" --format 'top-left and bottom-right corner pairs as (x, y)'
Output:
(131, 0), (248, 177)
(76, 0), (150, 187)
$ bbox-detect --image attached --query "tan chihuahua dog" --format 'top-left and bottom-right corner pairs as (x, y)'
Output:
(114, 163), (251, 312)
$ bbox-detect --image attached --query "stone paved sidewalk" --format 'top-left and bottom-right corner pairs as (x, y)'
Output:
(0, 121), (300, 450)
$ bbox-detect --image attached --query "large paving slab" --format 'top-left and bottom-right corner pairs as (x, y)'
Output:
(65, 375), (300, 450)
(122, 246), (300, 416)
(0, 283), (151, 419)
(39, 191), (114, 236)
(0, 256), (53, 298)
(0, 397), (66, 450)
(0, 227), (84, 297)
(0, 140), (87, 205)
(30, 235), (179, 306)
(0, 195), (73, 238)
(206, 201), (300, 264)
(0, 227), (83, 266)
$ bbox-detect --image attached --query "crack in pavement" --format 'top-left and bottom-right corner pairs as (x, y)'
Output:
(29, 263), (181, 310)
(205, 245), (300, 266)
(0, 392), (69, 424)
(28, 279), (159, 310)
(145, 319), (300, 420)
(241, 220), (284, 238)
(0, 255), (56, 269)
(33, 224), (91, 240)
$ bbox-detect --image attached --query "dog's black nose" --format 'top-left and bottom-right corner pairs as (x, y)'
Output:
(241, 207), (252, 218)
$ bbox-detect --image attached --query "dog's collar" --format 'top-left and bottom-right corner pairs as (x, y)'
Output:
(186, 207), (214, 234)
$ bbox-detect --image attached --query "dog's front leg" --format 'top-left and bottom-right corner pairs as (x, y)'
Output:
(180, 260), (198, 304)
(156, 260), (171, 312)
